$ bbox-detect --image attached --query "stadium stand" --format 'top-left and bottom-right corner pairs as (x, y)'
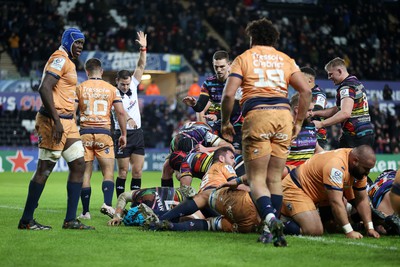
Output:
(0, 0), (399, 153)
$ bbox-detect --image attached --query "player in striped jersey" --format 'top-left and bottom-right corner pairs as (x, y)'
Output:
(312, 57), (374, 148)
(300, 67), (328, 148)
(285, 93), (323, 168)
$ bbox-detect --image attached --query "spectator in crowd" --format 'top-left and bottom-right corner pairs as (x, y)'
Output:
(145, 81), (161, 95)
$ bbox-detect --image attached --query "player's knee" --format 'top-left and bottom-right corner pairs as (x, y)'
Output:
(132, 169), (142, 178)
(39, 148), (62, 162)
(301, 224), (324, 236)
(62, 140), (84, 163)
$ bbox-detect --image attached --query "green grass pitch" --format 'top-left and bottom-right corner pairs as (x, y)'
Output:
(0, 171), (398, 267)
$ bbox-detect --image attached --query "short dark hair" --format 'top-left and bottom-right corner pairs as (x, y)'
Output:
(300, 67), (316, 78)
(85, 58), (102, 72)
(116, 70), (132, 80)
(212, 146), (234, 163)
(245, 18), (279, 47)
(213, 50), (229, 61)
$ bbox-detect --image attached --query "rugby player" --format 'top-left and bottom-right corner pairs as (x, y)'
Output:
(221, 18), (311, 246)
(281, 145), (380, 239)
(75, 58), (127, 219)
(18, 28), (94, 230)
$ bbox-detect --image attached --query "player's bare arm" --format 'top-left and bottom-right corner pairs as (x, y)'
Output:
(39, 74), (63, 143)
(327, 189), (363, 239)
(221, 76), (240, 142)
(133, 31), (147, 82)
(353, 189), (380, 238)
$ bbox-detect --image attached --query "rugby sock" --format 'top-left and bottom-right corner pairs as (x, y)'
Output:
(116, 177), (126, 197)
(160, 199), (198, 221)
(130, 178), (141, 190)
(169, 219), (209, 231)
(255, 196), (275, 221)
(102, 181), (114, 206)
(80, 187), (91, 214)
(65, 181), (82, 222)
(283, 220), (301, 235)
(161, 178), (174, 187)
(271, 194), (283, 217)
(21, 181), (45, 222)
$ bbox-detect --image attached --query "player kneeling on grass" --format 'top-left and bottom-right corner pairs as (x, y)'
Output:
(281, 145), (380, 239)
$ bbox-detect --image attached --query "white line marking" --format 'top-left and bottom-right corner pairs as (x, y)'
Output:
(0, 205), (61, 213)
(295, 235), (398, 251)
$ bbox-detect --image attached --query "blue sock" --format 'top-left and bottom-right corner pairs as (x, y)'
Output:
(255, 196), (275, 220)
(81, 187), (91, 214)
(283, 220), (301, 235)
(21, 181), (45, 222)
(65, 181), (82, 222)
(160, 199), (198, 221)
(169, 219), (209, 231)
(102, 181), (114, 206)
(271, 194), (283, 217)
(131, 178), (141, 190)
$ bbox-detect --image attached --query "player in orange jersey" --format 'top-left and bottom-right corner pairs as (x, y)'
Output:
(18, 28), (94, 230)
(281, 145), (380, 239)
(221, 18), (311, 246)
(75, 58), (127, 219)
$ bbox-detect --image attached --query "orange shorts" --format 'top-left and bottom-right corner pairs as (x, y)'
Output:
(281, 174), (317, 217)
(242, 109), (293, 161)
(209, 188), (261, 233)
(81, 133), (115, 161)
(36, 113), (80, 151)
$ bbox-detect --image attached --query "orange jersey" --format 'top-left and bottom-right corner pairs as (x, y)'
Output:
(199, 162), (236, 192)
(230, 46), (300, 106)
(294, 148), (367, 204)
(41, 48), (78, 115)
(76, 79), (122, 129)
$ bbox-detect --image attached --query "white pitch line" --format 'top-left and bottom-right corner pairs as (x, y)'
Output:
(0, 205), (61, 213)
(295, 235), (398, 251)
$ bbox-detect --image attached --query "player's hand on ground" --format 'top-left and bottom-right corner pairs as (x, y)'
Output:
(366, 229), (380, 238)
(345, 231), (363, 239)
(108, 218), (122, 226)
(136, 31), (147, 47)
(221, 122), (235, 142)
(203, 114), (217, 121)
(182, 96), (196, 107)
(118, 135), (127, 150)
(128, 119), (138, 129)
(53, 119), (64, 144)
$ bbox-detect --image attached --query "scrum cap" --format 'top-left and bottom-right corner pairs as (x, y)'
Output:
(61, 27), (85, 55)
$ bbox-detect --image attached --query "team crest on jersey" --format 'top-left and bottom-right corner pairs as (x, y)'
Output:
(50, 57), (66, 71)
(286, 202), (293, 211)
(105, 148), (110, 154)
(330, 168), (343, 185)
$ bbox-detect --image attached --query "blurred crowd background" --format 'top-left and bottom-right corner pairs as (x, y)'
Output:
(0, 0), (399, 153)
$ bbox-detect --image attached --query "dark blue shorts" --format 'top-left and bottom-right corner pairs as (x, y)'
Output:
(114, 129), (145, 158)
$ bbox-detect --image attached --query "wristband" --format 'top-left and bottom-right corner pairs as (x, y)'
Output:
(140, 47), (147, 52)
(127, 118), (133, 122)
(342, 223), (353, 234)
(367, 221), (374, 230)
(235, 177), (242, 185)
